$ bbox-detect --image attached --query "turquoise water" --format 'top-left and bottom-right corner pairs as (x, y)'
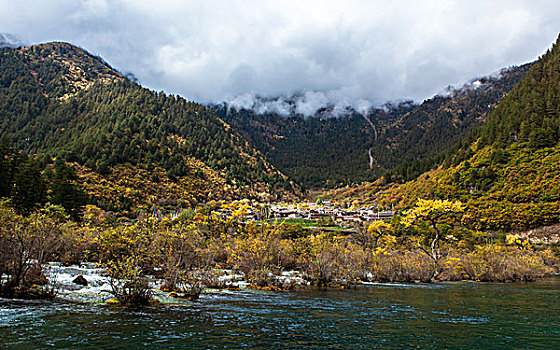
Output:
(1, 277), (559, 349)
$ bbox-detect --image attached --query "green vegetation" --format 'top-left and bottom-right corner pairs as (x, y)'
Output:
(270, 217), (342, 229)
(216, 64), (530, 188)
(0, 138), (86, 219)
(1, 36), (559, 307)
(0, 200), (557, 303)
(217, 109), (381, 187)
(270, 218), (318, 228)
(0, 42), (299, 211)
(327, 35), (560, 233)
(477, 44), (560, 150)
(381, 64), (532, 182)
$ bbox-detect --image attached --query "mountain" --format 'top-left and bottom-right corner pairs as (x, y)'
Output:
(373, 65), (532, 181)
(326, 36), (560, 232)
(0, 33), (22, 48)
(214, 105), (401, 188)
(213, 64), (532, 188)
(0, 42), (299, 215)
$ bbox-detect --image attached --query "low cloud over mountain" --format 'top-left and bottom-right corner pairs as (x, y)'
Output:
(2, 0), (559, 111)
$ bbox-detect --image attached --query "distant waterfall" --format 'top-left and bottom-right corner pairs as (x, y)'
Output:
(362, 115), (377, 169)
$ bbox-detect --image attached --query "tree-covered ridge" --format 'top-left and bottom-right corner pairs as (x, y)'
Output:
(217, 108), (381, 188)
(0, 42), (299, 204)
(476, 38), (560, 149)
(16, 42), (122, 99)
(326, 143), (560, 232)
(326, 36), (560, 232)
(216, 64), (531, 188)
(379, 63), (532, 182)
(73, 157), (283, 218)
(381, 144), (559, 231)
(0, 138), (86, 220)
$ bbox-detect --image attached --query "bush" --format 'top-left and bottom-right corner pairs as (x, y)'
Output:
(106, 257), (153, 305)
(371, 249), (435, 282)
(0, 202), (66, 298)
(466, 245), (554, 282)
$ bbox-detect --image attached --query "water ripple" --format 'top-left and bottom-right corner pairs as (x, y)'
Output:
(1, 277), (559, 349)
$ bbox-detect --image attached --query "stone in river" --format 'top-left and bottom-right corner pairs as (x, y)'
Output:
(72, 274), (88, 286)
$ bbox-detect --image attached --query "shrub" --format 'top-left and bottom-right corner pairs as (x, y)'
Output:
(0, 202), (66, 298)
(106, 257), (153, 305)
(466, 245), (554, 282)
(371, 249), (435, 282)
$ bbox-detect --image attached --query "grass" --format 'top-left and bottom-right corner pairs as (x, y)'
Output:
(268, 218), (353, 232)
(268, 218), (318, 227)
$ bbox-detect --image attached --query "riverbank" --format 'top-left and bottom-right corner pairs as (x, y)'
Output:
(1, 201), (559, 306)
(13, 261), (559, 306)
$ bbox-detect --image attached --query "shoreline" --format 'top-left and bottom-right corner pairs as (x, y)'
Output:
(3, 263), (559, 306)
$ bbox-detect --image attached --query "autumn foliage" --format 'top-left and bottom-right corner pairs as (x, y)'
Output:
(1, 199), (558, 304)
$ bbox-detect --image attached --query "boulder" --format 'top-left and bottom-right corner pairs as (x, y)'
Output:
(72, 274), (88, 286)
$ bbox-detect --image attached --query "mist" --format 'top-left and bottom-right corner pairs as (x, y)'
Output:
(2, 0), (559, 116)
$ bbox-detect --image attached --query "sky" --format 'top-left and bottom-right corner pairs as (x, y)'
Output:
(2, 0), (559, 115)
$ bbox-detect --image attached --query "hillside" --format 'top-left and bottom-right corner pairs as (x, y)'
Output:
(326, 36), (560, 232)
(214, 64), (531, 188)
(0, 42), (299, 214)
(215, 107), (390, 188)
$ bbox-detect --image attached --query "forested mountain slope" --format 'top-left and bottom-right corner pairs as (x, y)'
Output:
(0, 42), (299, 215)
(215, 107), (393, 188)
(215, 64), (531, 188)
(327, 36), (560, 232)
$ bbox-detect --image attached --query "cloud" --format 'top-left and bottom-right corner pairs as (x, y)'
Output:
(0, 33), (23, 48)
(1, 0), (559, 115)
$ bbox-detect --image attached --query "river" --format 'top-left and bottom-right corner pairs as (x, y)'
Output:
(1, 275), (559, 349)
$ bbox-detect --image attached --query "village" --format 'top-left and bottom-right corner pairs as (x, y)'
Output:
(207, 201), (396, 226)
(269, 202), (395, 223)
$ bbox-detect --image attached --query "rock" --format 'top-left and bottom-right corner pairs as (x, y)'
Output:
(187, 293), (200, 302)
(169, 291), (200, 301)
(72, 274), (88, 286)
